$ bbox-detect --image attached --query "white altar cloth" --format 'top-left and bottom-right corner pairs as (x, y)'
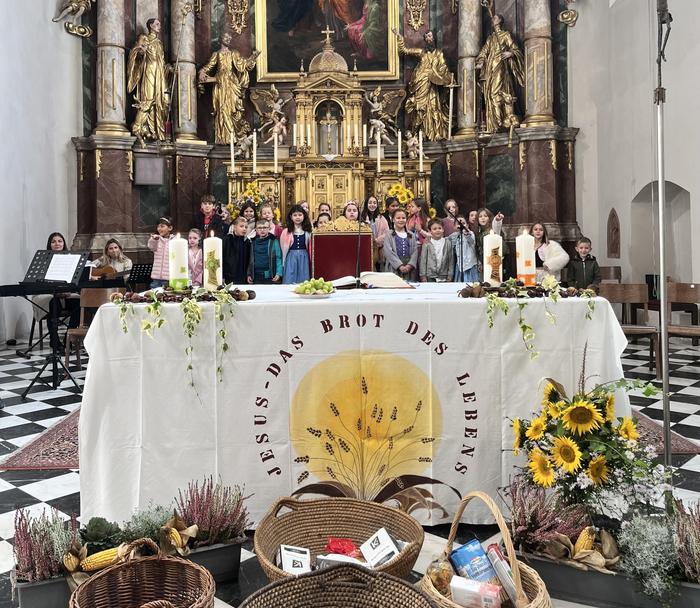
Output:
(80, 285), (629, 526)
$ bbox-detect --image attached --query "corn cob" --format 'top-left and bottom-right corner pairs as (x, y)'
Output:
(169, 528), (184, 548)
(80, 547), (120, 572)
(573, 526), (595, 555)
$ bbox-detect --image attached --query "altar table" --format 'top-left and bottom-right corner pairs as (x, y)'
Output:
(80, 285), (629, 526)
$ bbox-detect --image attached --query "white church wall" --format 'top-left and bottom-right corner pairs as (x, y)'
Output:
(569, 0), (699, 283)
(0, 3), (83, 342)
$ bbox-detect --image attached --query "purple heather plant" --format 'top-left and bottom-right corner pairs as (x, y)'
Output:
(506, 475), (589, 551)
(175, 476), (251, 547)
(675, 498), (700, 584)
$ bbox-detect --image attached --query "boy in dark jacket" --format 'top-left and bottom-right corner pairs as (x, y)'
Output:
(222, 217), (250, 284)
(193, 194), (225, 238)
(247, 220), (283, 284)
(567, 236), (601, 290)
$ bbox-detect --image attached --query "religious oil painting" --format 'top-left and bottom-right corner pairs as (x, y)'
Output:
(255, 0), (399, 81)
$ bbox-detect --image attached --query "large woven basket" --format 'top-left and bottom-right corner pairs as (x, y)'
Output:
(419, 491), (551, 608)
(240, 563), (437, 608)
(69, 538), (215, 608)
(254, 496), (424, 581)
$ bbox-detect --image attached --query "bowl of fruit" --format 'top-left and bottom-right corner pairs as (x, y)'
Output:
(293, 278), (336, 298)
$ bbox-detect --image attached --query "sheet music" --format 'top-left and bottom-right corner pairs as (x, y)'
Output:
(45, 254), (81, 282)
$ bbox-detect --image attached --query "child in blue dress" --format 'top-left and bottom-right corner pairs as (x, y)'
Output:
(280, 204), (312, 284)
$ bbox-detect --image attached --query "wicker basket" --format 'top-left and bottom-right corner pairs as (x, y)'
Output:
(419, 491), (551, 608)
(254, 497), (424, 581)
(69, 538), (215, 608)
(240, 563), (437, 608)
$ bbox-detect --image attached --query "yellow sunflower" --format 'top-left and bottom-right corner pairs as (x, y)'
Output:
(605, 394), (615, 422)
(528, 449), (555, 488)
(587, 454), (609, 486)
(545, 399), (566, 420)
(562, 400), (604, 436)
(525, 415), (547, 441)
(399, 194), (408, 204)
(513, 418), (522, 455)
(617, 416), (639, 441)
(429, 207), (437, 219)
(542, 382), (560, 408)
(552, 436), (583, 474)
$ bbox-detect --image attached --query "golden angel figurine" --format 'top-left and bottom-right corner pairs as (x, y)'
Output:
(392, 29), (453, 141)
(198, 32), (261, 145)
(127, 18), (170, 145)
(475, 13), (525, 133)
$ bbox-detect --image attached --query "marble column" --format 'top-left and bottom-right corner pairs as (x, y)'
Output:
(523, 0), (555, 126)
(455, 0), (481, 137)
(95, 0), (128, 134)
(171, 0), (198, 140)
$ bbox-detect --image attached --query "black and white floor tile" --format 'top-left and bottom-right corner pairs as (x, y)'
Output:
(0, 339), (697, 607)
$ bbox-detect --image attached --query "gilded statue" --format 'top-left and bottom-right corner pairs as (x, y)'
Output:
(475, 10), (524, 133)
(250, 84), (291, 141)
(198, 32), (261, 145)
(127, 18), (170, 145)
(52, 0), (93, 37)
(392, 29), (453, 141)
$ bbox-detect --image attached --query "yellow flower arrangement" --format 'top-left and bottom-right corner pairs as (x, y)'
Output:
(387, 183), (415, 206)
(429, 207), (437, 219)
(511, 372), (667, 514)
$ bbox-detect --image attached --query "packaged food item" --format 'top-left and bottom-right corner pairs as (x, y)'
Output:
(316, 553), (365, 569)
(360, 527), (400, 568)
(277, 544), (311, 575)
(449, 576), (502, 608)
(486, 544), (518, 603)
(426, 557), (455, 596)
(325, 537), (361, 558)
(449, 539), (499, 584)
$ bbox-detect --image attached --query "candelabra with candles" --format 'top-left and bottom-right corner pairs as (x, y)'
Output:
(347, 136), (362, 157)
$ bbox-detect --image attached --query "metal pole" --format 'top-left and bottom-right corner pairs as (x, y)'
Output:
(654, 0), (672, 467)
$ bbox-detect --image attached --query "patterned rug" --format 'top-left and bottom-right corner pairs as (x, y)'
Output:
(636, 410), (700, 455)
(0, 408), (80, 470)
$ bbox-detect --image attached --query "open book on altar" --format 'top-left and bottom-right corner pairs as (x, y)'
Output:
(332, 272), (414, 289)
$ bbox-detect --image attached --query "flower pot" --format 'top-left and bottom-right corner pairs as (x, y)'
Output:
(15, 575), (71, 608)
(519, 551), (700, 608)
(188, 541), (243, 584)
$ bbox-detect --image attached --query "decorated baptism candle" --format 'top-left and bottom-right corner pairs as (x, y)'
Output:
(516, 228), (536, 286)
(482, 230), (503, 285)
(169, 233), (189, 290)
(203, 231), (223, 288)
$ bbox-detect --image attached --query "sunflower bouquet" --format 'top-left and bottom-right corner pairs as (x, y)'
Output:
(512, 374), (670, 518)
(387, 183), (414, 206)
(226, 181), (269, 221)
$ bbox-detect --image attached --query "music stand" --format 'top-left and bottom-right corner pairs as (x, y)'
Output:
(126, 263), (153, 291)
(20, 250), (89, 399)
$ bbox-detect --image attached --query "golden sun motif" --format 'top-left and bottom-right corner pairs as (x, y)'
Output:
(290, 350), (443, 501)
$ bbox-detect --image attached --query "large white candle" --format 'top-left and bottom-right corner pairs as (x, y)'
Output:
(229, 129), (235, 174)
(397, 130), (403, 173)
(482, 230), (503, 285)
(419, 130), (424, 173)
(306, 123), (311, 145)
(448, 76), (454, 141)
(252, 129), (257, 174)
(169, 233), (188, 290)
(354, 123), (359, 147)
(203, 231), (223, 288)
(376, 131), (381, 173)
(515, 228), (536, 286)
(293, 123), (297, 147)
(362, 124), (367, 147)
(273, 135), (279, 173)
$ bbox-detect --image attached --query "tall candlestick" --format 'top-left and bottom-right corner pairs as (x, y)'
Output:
(293, 123), (297, 147)
(483, 230), (503, 285)
(203, 231), (223, 288)
(448, 81), (454, 140)
(376, 132), (381, 173)
(273, 135), (279, 173)
(419, 130), (424, 173)
(229, 129), (235, 173)
(362, 124), (367, 147)
(306, 123), (311, 145)
(354, 123), (359, 147)
(397, 130), (403, 173)
(169, 233), (188, 290)
(252, 129), (257, 174)
(516, 228), (536, 286)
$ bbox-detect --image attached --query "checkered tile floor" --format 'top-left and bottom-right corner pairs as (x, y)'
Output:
(0, 339), (698, 607)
